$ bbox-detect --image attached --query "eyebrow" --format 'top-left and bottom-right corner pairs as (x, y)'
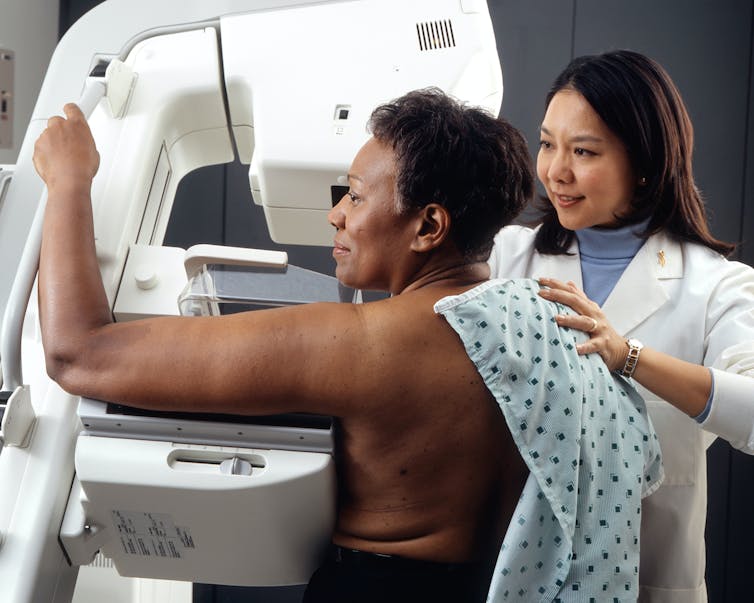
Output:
(347, 173), (364, 183)
(540, 125), (604, 144)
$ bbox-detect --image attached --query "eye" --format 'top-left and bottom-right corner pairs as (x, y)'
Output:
(538, 140), (552, 150)
(347, 191), (363, 205)
(574, 147), (596, 156)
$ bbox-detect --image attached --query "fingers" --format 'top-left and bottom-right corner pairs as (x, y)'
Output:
(537, 277), (601, 315)
(63, 103), (85, 121)
(538, 278), (580, 301)
(573, 339), (598, 357)
(587, 316), (598, 333)
(552, 312), (605, 360)
(45, 103), (86, 130)
(539, 277), (576, 291)
(538, 283), (588, 313)
(46, 114), (65, 128)
(552, 310), (627, 369)
(552, 311), (597, 334)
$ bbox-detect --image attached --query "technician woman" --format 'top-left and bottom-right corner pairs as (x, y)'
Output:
(488, 49), (754, 602)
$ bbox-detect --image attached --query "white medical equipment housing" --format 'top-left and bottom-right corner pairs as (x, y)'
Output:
(0, 0), (502, 600)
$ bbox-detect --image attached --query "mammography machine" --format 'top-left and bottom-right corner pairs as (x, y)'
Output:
(0, 0), (502, 600)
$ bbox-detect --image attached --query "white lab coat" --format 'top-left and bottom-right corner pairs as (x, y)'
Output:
(489, 225), (754, 603)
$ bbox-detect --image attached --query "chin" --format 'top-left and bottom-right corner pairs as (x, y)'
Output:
(335, 272), (359, 290)
(554, 213), (587, 232)
(555, 209), (606, 232)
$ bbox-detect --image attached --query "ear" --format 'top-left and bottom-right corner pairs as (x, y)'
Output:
(410, 203), (451, 253)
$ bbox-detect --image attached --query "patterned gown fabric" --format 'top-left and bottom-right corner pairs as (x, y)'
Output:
(434, 279), (664, 603)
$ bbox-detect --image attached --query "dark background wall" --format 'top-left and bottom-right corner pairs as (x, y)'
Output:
(59, 1), (754, 601)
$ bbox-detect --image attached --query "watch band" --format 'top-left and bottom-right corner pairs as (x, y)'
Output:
(619, 338), (643, 379)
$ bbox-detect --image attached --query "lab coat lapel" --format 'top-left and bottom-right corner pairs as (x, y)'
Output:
(601, 232), (682, 336)
(534, 240), (583, 289)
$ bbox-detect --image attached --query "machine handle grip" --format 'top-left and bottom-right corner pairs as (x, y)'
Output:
(184, 244), (288, 279)
(77, 80), (107, 117)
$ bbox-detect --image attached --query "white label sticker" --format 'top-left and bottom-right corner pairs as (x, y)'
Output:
(112, 510), (195, 558)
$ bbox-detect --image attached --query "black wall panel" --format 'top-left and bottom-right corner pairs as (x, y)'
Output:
(163, 164), (226, 249)
(743, 7), (754, 265)
(488, 0), (574, 223)
(488, 0), (573, 156)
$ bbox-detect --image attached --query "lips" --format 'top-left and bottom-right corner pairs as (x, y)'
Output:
(332, 240), (350, 257)
(553, 193), (584, 208)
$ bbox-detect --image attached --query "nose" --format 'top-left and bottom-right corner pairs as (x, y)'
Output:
(543, 148), (573, 184)
(327, 193), (349, 229)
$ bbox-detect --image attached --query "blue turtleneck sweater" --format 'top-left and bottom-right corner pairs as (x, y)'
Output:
(575, 221), (648, 307)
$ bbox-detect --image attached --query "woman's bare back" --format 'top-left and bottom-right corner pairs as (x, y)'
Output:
(330, 288), (528, 564)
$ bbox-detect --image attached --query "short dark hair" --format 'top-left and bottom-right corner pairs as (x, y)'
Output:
(368, 87), (534, 261)
(533, 49), (735, 256)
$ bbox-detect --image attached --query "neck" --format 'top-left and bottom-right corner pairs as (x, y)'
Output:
(398, 260), (490, 295)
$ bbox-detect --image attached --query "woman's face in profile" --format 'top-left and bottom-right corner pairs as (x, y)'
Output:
(327, 137), (418, 294)
(537, 89), (638, 230)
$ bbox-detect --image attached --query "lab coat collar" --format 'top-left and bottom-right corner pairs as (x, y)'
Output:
(535, 238), (584, 289)
(602, 231), (683, 335)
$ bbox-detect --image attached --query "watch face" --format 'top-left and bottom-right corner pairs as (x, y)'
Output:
(627, 338), (644, 350)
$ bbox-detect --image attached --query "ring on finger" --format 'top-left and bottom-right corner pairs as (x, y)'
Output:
(587, 317), (598, 333)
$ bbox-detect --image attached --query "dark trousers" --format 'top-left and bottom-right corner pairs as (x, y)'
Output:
(302, 545), (493, 603)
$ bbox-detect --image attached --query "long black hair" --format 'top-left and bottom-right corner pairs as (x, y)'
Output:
(533, 49), (735, 256)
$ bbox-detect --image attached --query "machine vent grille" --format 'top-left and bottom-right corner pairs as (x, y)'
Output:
(88, 552), (115, 568)
(416, 20), (456, 51)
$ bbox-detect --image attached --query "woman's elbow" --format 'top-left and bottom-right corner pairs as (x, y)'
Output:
(43, 341), (87, 394)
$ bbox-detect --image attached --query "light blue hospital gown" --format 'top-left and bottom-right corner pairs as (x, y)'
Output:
(434, 279), (663, 603)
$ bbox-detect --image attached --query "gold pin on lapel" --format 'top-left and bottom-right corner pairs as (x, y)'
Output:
(658, 250), (666, 267)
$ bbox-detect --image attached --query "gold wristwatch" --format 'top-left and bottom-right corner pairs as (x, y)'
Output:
(619, 338), (644, 379)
